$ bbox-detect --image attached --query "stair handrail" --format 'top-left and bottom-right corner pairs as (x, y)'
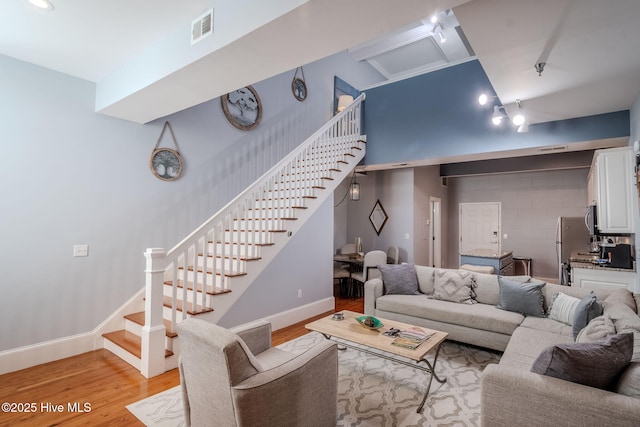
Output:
(166, 92), (366, 258)
(141, 92), (365, 378)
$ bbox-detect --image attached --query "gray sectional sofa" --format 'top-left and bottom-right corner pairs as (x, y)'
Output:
(364, 264), (640, 426)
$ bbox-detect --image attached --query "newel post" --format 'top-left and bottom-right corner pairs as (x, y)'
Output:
(141, 247), (167, 378)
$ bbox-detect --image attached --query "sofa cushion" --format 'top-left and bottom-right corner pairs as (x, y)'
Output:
(500, 326), (573, 370)
(519, 316), (573, 338)
(531, 333), (633, 391)
(497, 277), (546, 317)
(473, 272), (501, 305)
(375, 294), (524, 336)
(576, 314), (616, 343)
(616, 361), (640, 398)
(378, 264), (421, 295)
(604, 296), (640, 361)
(548, 292), (581, 325)
(433, 269), (477, 304)
(572, 293), (603, 340)
(604, 289), (637, 312)
(414, 265), (435, 295)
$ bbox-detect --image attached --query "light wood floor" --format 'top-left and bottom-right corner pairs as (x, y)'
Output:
(0, 292), (363, 426)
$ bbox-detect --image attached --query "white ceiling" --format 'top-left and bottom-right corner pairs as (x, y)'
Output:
(2, 0), (640, 127)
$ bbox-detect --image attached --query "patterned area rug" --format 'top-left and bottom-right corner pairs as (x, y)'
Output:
(127, 332), (500, 426)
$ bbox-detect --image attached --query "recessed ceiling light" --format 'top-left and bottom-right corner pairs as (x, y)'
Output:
(28, 0), (54, 11)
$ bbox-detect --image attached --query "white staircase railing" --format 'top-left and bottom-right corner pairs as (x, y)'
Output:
(141, 93), (365, 377)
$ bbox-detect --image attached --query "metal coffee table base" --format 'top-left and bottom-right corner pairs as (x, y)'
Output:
(320, 333), (447, 413)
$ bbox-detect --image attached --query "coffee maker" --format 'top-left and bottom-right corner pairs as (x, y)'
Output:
(599, 240), (634, 269)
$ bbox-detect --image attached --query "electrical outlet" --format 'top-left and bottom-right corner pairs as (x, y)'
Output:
(73, 244), (89, 257)
(297, 289), (302, 298)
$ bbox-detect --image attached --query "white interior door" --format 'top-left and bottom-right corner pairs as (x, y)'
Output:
(429, 197), (442, 267)
(459, 202), (501, 254)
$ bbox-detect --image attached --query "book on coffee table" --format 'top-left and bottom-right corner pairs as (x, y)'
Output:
(391, 326), (433, 349)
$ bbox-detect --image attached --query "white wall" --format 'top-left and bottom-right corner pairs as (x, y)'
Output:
(0, 50), (384, 353)
(447, 169), (590, 279)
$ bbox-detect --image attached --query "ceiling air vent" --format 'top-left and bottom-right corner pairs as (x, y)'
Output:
(191, 9), (213, 45)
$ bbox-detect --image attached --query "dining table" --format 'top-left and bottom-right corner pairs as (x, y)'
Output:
(333, 254), (364, 297)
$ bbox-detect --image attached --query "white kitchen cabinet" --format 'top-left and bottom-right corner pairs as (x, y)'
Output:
(571, 266), (636, 292)
(593, 147), (635, 234)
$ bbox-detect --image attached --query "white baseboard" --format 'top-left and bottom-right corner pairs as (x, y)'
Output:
(0, 332), (96, 375)
(0, 297), (335, 375)
(265, 297), (335, 331)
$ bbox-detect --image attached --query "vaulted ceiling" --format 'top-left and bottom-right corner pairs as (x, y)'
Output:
(2, 0), (640, 126)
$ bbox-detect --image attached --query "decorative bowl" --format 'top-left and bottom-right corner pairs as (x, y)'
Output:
(356, 315), (384, 330)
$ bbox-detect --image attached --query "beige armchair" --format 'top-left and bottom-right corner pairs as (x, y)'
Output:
(177, 318), (338, 427)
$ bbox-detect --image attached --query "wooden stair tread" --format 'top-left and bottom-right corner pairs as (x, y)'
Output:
(124, 312), (178, 338)
(214, 241), (275, 247)
(182, 265), (248, 277)
(103, 330), (173, 359)
(162, 296), (214, 316)
(164, 279), (232, 296)
(197, 253), (261, 261)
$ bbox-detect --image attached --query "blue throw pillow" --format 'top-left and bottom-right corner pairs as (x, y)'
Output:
(497, 276), (546, 317)
(572, 293), (604, 340)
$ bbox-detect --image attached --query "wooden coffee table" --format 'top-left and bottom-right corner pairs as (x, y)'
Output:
(305, 310), (448, 413)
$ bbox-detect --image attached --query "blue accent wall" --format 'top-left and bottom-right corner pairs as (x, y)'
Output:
(363, 60), (630, 165)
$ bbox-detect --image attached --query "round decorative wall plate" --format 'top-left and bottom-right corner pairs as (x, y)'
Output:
(150, 148), (183, 181)
(292, 77), (307, 101)
(221, 85), (262, 131)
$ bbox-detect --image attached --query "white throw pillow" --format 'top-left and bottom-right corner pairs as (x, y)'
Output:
(548, 292), (581, 325)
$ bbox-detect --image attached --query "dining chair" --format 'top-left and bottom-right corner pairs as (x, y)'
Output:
(350, 250), (387, 297)
(334, 243), (358, 296)
(339, 243), (356, 254)
(387, 246), (399, 264)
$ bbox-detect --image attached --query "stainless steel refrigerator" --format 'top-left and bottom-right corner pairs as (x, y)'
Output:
(555, 217), (591, 285)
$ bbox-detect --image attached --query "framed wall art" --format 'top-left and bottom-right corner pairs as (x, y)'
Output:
(369, 199), (389, 235)
(221, 85), (263, 131)
(150, 121), (183, 181)
(291, 66), (307, 102)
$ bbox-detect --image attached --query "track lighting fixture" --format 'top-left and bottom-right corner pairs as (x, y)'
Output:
(512, 99), (525, 126)
(491, 105), (506, 125)
(517, 122), (530, 133)
(435, 23), (446, 43)
(478, 93), (498, 106)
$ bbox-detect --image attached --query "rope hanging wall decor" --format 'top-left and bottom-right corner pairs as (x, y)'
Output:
(291, 66), (307, 102)
(149, 121), (184, 181)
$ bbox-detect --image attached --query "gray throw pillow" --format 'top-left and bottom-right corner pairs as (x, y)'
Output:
(572, 293), (603, 340)
(433, 269), (477, 304)
(378, 264), (421, 295)
(497, 277), (546, 317)
(531, 333), (633, 390)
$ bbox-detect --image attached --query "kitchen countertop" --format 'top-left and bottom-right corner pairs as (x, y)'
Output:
(459, 250), (513, 259)
(570, 261), (636, 273)
(569, 251), (636, 272)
